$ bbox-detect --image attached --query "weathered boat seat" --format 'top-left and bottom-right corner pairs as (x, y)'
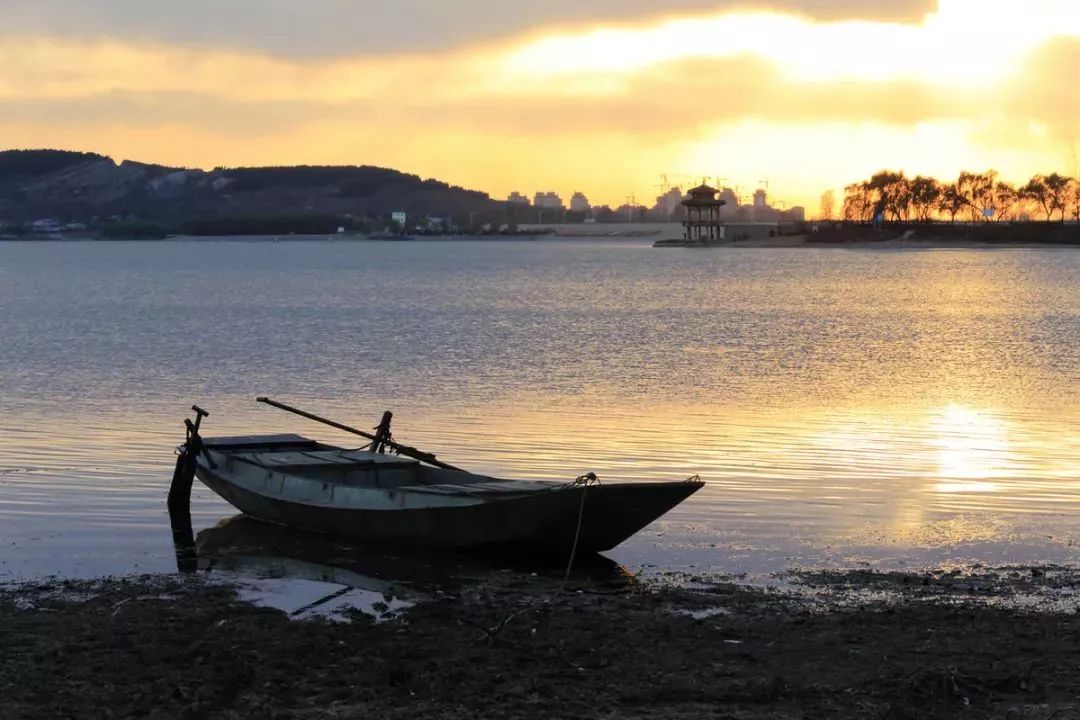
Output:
(204, 434), (320, 451)
(234, 450), (420, 470)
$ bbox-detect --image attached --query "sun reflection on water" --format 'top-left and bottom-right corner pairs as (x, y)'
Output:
(930, 405), (1009, 482)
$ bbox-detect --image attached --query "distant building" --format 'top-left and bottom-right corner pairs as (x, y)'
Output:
(31, 219), (61, 233)
(753, 189), (768, 209)
(652, 187), (684, 218)
(569, 192), (590, 213)
(533, 192), (565, 210)
(391, 211), (407, 228)
(507, 192), (530, 206)
(784, 206), (806, 223)
(718, 188), (739, 219)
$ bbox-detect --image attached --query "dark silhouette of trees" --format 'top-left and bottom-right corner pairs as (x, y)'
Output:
(937, 183), (968, 224)
(0, 149), (107, 181)
(843, 168), (1076, 223)
(1021, 176), (1054, 221)
(841, 171), (910, 222)
(909, 176), (941, 222)
(842, 182), (873, 222)
(992, 182), (1019, 221)
(955, 170), (997, 221)
(872, 171), (912, 222)
(1044, 173), (1071, 221)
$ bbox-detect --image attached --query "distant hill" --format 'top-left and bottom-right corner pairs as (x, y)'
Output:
(0, 150), (501, 229)
(0, 149), (109, 181)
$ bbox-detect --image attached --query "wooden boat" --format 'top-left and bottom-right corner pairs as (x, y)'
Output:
(174, 400), (703, 555)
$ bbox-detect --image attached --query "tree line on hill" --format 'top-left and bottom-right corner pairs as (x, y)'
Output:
(0, 149), (107, 180)
(837, 171), (1080, 224)
(0, 150), (504, 230)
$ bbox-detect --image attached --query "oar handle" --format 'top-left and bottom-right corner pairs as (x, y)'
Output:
(255, 396), (464, 472)
(257, 396), (377, 441)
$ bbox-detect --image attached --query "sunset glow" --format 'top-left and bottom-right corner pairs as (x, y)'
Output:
(502, 1), (1073, 87)
(2, 0), (1079, 209)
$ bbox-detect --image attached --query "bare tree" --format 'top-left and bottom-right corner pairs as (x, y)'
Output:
(842, 182), (873, 222)
(937, 183), (967, 224)
(865, 171), (911, 222)
(1021, 176), (1054, 221)
(991, 181), (1019, 222)
(819, 190), (836, 221)
(909, 176), (942, 222)
(1044, 173), (1071, 221)
(956, 170), (997, 221)
(1069, 178), (1080, 222)
(843, 169), (1074, 224)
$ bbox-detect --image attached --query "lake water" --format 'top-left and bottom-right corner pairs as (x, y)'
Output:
(1, 238), (1079, 582)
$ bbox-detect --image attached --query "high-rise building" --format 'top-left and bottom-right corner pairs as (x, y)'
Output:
(718, 188), (739, 219)
(569, 192), (590, 213)
(652, 187), (684, 218)
(507, 192), (530, 205)
(533, 192), (565, 210)
(784, 206), (806, 222)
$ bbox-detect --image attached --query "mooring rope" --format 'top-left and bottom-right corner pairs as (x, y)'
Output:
(564, 472), (599, 582)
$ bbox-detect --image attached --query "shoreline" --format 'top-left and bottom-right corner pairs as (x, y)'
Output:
(731, 236), (1080, 249)
(3, 233), (1078, 249)
(5, 565), (1080, 718)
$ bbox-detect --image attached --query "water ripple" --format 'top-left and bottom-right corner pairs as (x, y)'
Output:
(1, 239), (1078, 580)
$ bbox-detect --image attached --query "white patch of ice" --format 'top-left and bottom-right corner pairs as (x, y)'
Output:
(679, 606), (731, 620)
(293, 587), (414, 623)
(13, 597), (37, 610)
(235, 578), (346, 615)
(231, 577), (415, 623)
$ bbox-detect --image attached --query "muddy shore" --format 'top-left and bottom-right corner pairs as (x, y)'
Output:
(4, 565), (1080, 720)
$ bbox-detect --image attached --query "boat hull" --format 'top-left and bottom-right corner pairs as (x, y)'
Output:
(195, 465), (700, 554)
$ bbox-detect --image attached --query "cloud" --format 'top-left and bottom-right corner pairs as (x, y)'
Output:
(0, 53), (979, 141)
(1, 0), (1078, 208)
(0, 1), (937, 56)
(1000, 38), (1080, 141)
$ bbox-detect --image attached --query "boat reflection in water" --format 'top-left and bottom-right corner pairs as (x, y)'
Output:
(171, 512), (636, 593)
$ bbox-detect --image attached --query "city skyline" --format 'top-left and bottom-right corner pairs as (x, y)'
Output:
(2, 0), (1078, 210)
(504, 183), (806, 223)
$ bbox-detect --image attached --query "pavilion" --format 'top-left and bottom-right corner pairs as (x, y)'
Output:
(682, 185), (727, 243)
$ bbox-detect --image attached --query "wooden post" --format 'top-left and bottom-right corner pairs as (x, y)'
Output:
(167, 406), (208, 573)
(371, 410), (393, 453)
(168, 443), (198, 573)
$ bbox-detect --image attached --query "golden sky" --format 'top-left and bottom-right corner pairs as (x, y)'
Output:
(2, 0), (1079, 210)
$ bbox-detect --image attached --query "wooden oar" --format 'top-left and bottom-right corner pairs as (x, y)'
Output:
(255, 396), (465, 472)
